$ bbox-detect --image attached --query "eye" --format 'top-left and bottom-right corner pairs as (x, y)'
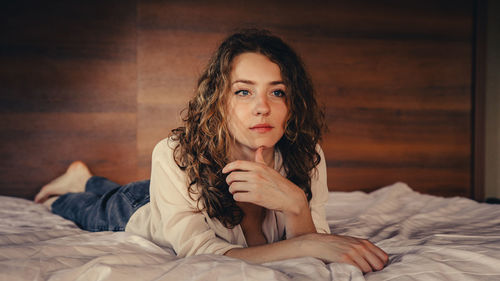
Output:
(272, 90), (286, 97)
(235, 90), (250, 96)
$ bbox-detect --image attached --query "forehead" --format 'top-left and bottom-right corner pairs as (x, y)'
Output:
(230, 52), (282, 82)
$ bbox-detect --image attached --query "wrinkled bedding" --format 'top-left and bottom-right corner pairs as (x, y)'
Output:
(1, 182), (500, 281)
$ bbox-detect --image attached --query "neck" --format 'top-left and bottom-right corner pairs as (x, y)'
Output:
(230, 145), (275, 168)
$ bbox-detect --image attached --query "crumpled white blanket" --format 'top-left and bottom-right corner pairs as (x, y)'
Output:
(1, 182), (500, 281)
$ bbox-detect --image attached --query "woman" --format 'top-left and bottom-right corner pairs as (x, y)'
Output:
(35, 29), (388, 273)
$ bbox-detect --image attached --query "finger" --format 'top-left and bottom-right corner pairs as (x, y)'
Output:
(228, 182), (253, 194)
(360, 247), (385, 271)
(226, 171), (254, 185)
(337, 255), (370, 274)
(254, 146), (265, 164)
(223, 160), (261, 174)
(373, 247), (389, 265)
(232, 190), (254, 203)
(349, 254), (373, 273)
(362, 240), (389, 267)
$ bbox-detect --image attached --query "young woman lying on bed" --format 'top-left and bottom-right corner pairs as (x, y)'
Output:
(34, 29), (388, 273)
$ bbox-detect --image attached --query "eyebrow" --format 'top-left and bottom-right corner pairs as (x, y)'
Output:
(232, 79), (285, 86)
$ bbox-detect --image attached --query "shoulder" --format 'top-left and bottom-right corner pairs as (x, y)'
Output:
(152, 137), (178, 154)
(151, 137), (180, 163)
(150, 137), (187, 186)
(149, 137), (198, 205)
(315, 143), (324, 156)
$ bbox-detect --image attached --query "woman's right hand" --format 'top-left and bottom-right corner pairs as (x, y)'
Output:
(298, 233), (388, 273)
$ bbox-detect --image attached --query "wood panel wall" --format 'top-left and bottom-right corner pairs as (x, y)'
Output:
(0, 0), (476, 199)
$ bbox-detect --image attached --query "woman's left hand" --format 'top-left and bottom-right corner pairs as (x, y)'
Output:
(222, 147), (307, 215)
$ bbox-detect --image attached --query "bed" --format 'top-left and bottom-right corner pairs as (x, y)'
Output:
(1, 182), (499, 281)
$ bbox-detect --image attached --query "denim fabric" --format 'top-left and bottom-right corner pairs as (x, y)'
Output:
(51, 176), (150, 232)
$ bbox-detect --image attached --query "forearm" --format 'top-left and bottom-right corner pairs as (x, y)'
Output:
(283, 190), (317, 238)
(224, 236), (308, 263)
(225, 233), (389, 273)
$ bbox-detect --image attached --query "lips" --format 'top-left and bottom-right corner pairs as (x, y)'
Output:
(250, 123), (273, 133)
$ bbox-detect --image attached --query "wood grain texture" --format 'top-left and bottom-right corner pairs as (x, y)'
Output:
(137, 0), (474, 197)
(0, 113), (137, 198)
(0, 1), (138, 198)
(136, 29), (217, 178)
(0, 0), (478, 199)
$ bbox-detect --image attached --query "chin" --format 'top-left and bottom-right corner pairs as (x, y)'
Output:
(251, 140), (280, 149)
(233, 135), (282, 151)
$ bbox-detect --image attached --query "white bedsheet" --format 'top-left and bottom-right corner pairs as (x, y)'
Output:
(1, 182), (499, 281)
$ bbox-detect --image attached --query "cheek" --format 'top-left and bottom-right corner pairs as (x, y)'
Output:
(225, 100), (237, 125)
(279, 106), (289, 129)
(228, 101), (251, 122)
(226, 106), (245, 133)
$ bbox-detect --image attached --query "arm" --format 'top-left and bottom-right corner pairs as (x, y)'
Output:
(225, 233), (388, 273)
(282, 191), (317, 238)
(223, 145), (331, 238)
(283, 145), (332, 237)
(308, 145), (331, 234)
(223, 147), (316, 238)
(223, 145), (388, 273)
(142, 139), (243, 257)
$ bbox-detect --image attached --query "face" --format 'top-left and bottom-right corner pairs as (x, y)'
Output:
(226, 52), (289, 155)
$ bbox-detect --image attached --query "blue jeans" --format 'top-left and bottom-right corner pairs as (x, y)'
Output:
(51, 176), (150, 231)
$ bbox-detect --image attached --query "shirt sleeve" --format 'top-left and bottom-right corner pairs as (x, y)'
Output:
(309, 145), (331, 234)
(147, 138), (243, 257)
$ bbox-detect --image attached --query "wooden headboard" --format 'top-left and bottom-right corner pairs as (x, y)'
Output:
(0, 0), (482, 200)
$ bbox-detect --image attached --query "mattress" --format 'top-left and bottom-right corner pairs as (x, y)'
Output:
(1, 182), (500, 281)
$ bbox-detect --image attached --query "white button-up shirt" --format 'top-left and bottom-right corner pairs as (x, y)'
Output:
(126, 138), (330, 257)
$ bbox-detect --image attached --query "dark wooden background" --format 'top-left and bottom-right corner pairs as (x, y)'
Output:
(0, 0), (478, 199)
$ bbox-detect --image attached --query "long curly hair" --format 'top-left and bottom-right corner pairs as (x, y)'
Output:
(171, 29), (325, 228)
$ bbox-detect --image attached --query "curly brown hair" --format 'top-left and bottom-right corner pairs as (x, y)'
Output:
(171, 29), (325, 228)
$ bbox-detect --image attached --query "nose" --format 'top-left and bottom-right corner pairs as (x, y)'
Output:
(253, 94), (270, 116)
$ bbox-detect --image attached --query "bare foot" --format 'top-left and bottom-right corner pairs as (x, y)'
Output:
(34, 161), (92, 204)
(43, 196), (59, 210)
